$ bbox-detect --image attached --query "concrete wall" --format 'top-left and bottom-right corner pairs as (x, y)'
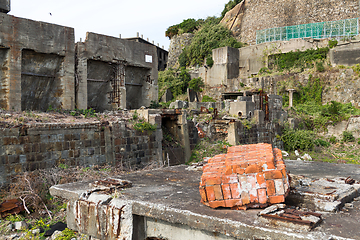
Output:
(222, 0), (360, 45)
(0, 121), (162, 185)
(0, 13), (75, 111)
(76, 32), (158, 111)
(199, 38), (329, 91)
(0, 0), (9, 13)
(330, 41), (360, 66)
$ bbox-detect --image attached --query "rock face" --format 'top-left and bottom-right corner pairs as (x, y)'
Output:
(220, 0), (360, 45)
(167, 33), (194, 69)
(199, 143), (290, 209)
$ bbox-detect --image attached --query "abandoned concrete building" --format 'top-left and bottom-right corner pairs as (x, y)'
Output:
(0, 1), (167, 112)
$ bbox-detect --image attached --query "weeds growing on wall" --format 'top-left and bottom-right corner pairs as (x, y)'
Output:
(179, 21), (244, 67)
(189, 138), (231, 163)
(269, 47), (329, 72)
(158, 67), (192, 99)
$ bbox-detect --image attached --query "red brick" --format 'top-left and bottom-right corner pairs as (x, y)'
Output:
(222, 184), (232, 200)
(269, 195), (285, 204)
(213, 185), (223, 200)
(264, 170), (283, 180)
(230, 183), (241, 199)
(221, 174), (238, 184)
(203, 175), (222, 186)
(208, 200), (225, 208)
(206, 186), (216, 201)
(199, 187), (207, 202)
(245, 164), (262, 174)
(241, 191), (250, 205)
(225, 199), (242, 208)
(249, 189), (258, 203)
(258, 189), (267, 204)
(256, 173), (266, 188)
(266, 180), (276, 196)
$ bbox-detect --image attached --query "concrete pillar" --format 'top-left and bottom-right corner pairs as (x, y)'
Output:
(228, 121), (240, 146)
(287, 89), (296, 108)
(8, 46), (21, 111)
(177, 111), (191, 163)
(75, 44), (88, 109)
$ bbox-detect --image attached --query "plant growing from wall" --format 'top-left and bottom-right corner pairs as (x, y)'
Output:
(189, 77), (204, 92)
(202, 95), (216, 102)
(179, 21), (244, 67)
(158, 67), (191, 99)
(270, 47), (329, 72)
(221, 0), (244, 18)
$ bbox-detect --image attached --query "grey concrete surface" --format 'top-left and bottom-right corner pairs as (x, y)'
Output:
(0, 0), (9, 13)
(51, 161), (360, 239)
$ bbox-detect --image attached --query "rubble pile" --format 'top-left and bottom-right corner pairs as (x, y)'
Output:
(199, 143), (290, 209)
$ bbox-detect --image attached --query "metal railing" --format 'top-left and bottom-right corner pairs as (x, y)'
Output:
(256, 18), (359, 44)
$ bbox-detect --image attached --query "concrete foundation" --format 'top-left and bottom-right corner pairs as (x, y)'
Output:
(50, 161), (360, 240)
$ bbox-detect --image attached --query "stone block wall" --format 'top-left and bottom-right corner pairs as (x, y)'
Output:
(167, 33), (194, 69)
(0, 122), (162, 185)
(228, 122), (283, 149)
(234, 0), (359, 45)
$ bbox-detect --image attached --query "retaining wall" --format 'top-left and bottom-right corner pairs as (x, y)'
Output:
(0, 122), (162, 185)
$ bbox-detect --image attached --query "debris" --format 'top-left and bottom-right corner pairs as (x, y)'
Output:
(259, 207), (322, 230)
(302, 153), (312, 161)
(345, 203), (354, 209)
(345, 176), (356, 185)
(50, 230), (63, 240)
(14, 221), (28, 230)
(199, 143), (290, 209)
(281, 151), (289, 157)
(0, 199), (25, 218)
(295, 150), (300, 156)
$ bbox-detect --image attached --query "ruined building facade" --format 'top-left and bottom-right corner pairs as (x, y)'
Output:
(0, 1), (166, 112)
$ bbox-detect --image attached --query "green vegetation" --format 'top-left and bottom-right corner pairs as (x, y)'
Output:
(269, 47), (329, 72)
(133, 121), (157, 133)
(328, 38), (338, 49)
(166, 18), (203, 39)
(221, 0), (243, 18)
(202, 95), (216, 102)
(179, 22), (244, 67)
(158, 68), (192, 99)
(189, 77), (205, 92)
(189, 139), (231, 163)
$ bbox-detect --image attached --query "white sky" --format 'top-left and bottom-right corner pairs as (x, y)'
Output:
(9, 0), (230, 50)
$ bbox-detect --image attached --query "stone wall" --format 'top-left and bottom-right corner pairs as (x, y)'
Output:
(228, 122), (283, 149)
(222, 0), (359, 45)
(167, 33), (194, 69)
(0, 121), (162, 185)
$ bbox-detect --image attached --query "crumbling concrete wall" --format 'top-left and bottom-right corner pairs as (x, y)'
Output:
(0, 121), (162, 185)
(222, 0), (360, 45)
(199, 39), (329, 89)
(0, 13), (75, 111)
(76, 32), (158, 111)
(0, 0), (9, 13)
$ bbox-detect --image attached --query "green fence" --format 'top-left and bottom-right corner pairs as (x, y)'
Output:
(256, 18), (359, 44)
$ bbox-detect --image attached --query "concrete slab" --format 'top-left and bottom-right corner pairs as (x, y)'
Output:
(50, 161), (360, 240)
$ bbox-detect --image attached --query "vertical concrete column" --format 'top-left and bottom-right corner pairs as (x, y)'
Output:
(177, 110), (191, 163)
(61, 28), (75, 110)
(75, 44), (88, 109)
(228, 121), (240, 146)
(287, 89), (296, 108)
(8, 46), (21, 111)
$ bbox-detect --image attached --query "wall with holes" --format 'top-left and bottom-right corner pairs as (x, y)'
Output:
(0, 12), (75, 111)
(76, 32), (158, 111)
(0, 121), (162, 185)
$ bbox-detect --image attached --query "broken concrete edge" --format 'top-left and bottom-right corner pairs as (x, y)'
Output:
(50, 185), (350, 240)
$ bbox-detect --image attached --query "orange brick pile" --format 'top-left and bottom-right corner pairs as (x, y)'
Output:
(199, 143), (290, 210)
